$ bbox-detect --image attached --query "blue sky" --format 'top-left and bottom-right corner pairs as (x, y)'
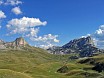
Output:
(0, 0), (104, 48)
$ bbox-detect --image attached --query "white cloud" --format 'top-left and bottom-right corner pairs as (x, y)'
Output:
(95, 25), (104, 35)
(0, 0), (22, 6)
(26, 28), (39, 37)
(6, 0), (22, 6)
(6, 17), (47, 34)
(30, 34), (59, 49)
(93, 25), (104, 40)
(40, 44), (54, 49)
(0, 10), (6, 19)
(11, 7), (22, 15)
(91, 25), (104, 49)
(31, 34), (59, 42)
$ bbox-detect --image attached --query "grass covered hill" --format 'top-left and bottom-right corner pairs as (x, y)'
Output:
(0, 46), (70, 78)
(0, 46), (104, 78)
(0, 37), (104, 78)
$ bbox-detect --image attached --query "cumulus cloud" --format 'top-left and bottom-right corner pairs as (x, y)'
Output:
(6, 17), (47, 34)
(91, 25), (104, 49)
(0, 10), (6, 19)
(95, 25), (104, 36)
(26, 28), (39, 37)
(30, 34), (59, 49)
(0, 0), (22, 6)
(93, 25), (104, 40)
(40, 44), (54, 49)
(31, 34), (59, 42)
(6, 0), (22, 6)
(11, 7), (22, 15)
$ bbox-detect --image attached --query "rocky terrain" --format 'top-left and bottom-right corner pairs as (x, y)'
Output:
(0, 37), (29, 49)
(47, 36), (103, 57)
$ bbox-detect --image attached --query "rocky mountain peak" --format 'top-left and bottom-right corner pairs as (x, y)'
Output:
(0, 39), (5, 44)
(14, 37), (28, 47)
(83, 36), (94, 45)
(47, 36), (102, 57)
(62, 36), (94, 49)
(0, 39), (6, 49)
(0, 37), (30, 49)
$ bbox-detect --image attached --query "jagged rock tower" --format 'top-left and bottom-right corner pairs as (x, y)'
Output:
(13, 37), (28, 47)
(4, 37), (29, 49)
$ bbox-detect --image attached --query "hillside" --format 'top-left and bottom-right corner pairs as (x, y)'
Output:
(0, 48), (104, 78)
(0, 46), (71, 78)
(0, 37), (104, 78)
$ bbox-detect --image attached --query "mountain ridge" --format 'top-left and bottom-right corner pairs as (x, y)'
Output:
(47, 36), (103, 57)
(0, 37), (29, 49)
(0, 36), (103, 57)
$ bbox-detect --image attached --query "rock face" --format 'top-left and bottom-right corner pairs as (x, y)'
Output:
(62, 36), (94, 50)
(6, 37), (28, 48)
(0, 40), (6, 49)
(47, 36), (102, 57)
(0, 37), (29, 49)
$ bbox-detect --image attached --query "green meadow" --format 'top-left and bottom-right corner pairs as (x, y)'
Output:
(0, 47), (103, 78)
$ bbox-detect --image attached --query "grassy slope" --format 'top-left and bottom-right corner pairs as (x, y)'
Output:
(0, 47), (70, 78)
(0, 47), (104, 78)
(0, 69), (32, 78)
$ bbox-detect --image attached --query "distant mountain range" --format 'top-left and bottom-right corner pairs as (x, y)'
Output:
(47, 36), (103, 57)
(0, 37), (29, 49)
(0, 36), (103, 57)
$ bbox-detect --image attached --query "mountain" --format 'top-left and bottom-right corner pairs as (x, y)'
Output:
(62, 36), (94, 49)
(0, 37), (29, 49)
(47, 36), (103, 57)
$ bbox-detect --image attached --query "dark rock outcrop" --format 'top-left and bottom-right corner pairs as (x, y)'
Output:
(57, 66), (69, 73)
(92, 62), (104, 73)
(78, 57), (104, 73)
(78, 58), (96, 65)
(69, 56), (79, 60)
